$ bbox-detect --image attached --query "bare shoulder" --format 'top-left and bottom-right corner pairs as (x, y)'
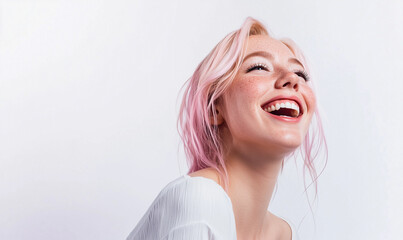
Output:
(266, 211), (293, 240)
(187, 167), (222, 186)
(278, 216), (292, 240)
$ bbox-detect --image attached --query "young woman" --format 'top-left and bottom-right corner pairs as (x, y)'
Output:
(127, 16), (327, 240)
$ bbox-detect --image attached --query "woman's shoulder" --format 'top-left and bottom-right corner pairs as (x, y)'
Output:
(187, 167), (222, 184)
(157, 167), (228, 203)
(127, 172), (236, 239)
(267, 212), (298, 240)
(158, 170), (232, 211)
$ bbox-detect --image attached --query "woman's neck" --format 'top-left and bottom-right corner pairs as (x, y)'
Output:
(224, 147), (285, 239)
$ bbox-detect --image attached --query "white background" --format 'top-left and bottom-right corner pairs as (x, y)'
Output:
(1, 0), (402, 239)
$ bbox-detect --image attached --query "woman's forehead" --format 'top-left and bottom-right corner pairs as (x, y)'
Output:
(245, 35), (294, 59)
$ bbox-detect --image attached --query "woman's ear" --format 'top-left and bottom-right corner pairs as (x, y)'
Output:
(209, 98), (224, 126)
(209, 107), (224, 126)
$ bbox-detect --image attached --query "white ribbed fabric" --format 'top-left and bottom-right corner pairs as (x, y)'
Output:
(126, 174), (298, 240)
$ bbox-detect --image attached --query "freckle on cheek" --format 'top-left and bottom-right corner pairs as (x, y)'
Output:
(235, 83), (260, 105)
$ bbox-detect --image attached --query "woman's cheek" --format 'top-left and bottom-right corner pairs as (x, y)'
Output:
(239, 77), (268, 98)
(306, 88), (317, 112)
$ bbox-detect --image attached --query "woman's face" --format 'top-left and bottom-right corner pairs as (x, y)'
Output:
(218, 35), (316, 156)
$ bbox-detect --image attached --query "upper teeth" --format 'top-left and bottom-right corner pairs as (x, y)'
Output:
(264, 101), (300, 116)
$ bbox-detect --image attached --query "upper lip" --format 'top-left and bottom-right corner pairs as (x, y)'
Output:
(261, 95), (304, 115)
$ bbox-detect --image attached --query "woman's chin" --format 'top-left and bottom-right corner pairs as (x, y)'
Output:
(262, 134), (303, 154)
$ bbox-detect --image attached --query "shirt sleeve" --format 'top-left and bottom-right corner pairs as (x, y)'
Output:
(126, 176), (237, 240)
(161, 221), (219, 240)
(158, 177), (236, 240)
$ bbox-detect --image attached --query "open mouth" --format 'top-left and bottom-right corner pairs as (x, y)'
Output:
(269, 107), (299, 118)
(261, 99), (303, 118)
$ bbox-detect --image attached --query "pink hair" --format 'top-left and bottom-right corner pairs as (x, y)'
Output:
(177, 17), (328, 202)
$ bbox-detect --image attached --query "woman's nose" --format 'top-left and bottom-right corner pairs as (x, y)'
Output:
(274, 71), (299, 91)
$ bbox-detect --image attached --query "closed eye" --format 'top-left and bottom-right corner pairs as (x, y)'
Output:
(246, 63), (310, 82)
(295, 70), (310, 81)
(246, 63), (269, 73)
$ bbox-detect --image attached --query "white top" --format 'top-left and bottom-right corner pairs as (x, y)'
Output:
(126, 174), (298, 240)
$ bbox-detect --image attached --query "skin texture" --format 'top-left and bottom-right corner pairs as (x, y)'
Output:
(189, 35), (316, 240)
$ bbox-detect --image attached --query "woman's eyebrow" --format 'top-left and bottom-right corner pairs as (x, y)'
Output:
(243, 51), (274, 62)
(288, 58), (304, 68)
(243, 50), (304, 69)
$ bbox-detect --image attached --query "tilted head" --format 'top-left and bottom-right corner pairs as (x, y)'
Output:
(177, 17), (327, 194)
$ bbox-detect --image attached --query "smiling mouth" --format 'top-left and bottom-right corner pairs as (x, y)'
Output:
(267, 108), (299, 118)
(261, 100), (303, 118)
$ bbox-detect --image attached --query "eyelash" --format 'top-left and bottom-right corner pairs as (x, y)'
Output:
(295, 70), (310, 82)
(246, 63), (310, 82)
(246, 63), (269, 72)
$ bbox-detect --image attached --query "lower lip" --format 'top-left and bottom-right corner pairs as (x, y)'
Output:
(265, 111), (303, 123)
